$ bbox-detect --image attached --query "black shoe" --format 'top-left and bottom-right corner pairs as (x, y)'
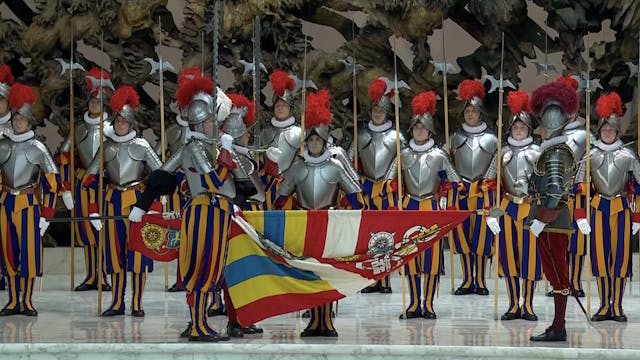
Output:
(521, 312), (538, 321)
(188, 334), (220, 342)
(0, 307), (21, 316)
(379, 287), (392, 294)
(167, 283), (183, 292)
(101, 308), (125, 317)
(74, 282), (98, 291)
(574, 289), (585, 297)
(475, 287), (489, 296)
(612, 314), (628, 322)
(360, 285), (380, 294)
(399, 309), (422, 320)
(454, 286), (474, 295)
(242, 324), (263, 334)
(300, 328), (323, 337)
(501, 311), (520, 321)
(322, 329), (338, 337)
(131, 309), (145, 317)
(21, 309), (38, 317)
(302, 310), (310, 318)
(180, 322), (192, 338)
(546, 290), (554, 297)
(530, 327), (567, 342)
(102, 283), (112, 292)
(422, 310), (437, 319)
(207, 307), (226, 317)
(591, 313), (610, 322)
(227, 322), (244, 338)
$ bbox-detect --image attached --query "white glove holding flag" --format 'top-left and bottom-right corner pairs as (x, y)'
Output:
(128, 206), (146, 222)
(486, 216), (501, 235)
(633, 222), (640, 236)
(220, 134), (234, 151)
(530, 219), (546, 238)
(576, 218), (591, 235)
(62, 191), (74, 210)
(89, 213), (103, 231)
(39, 217), (50, 237)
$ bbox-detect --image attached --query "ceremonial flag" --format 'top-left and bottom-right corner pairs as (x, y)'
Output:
(225, 209), (471, 325)
(129, 212), (182, 262)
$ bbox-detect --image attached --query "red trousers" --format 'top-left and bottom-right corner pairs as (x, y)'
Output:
(537, 231), (570, 290)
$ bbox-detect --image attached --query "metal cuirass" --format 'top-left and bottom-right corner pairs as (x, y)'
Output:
(259, 123), (301, 173)
(0, 138), (58, 190)
(450, 129), (497, 182)
(177, 139), (221, 196)
(75, 121), (113, 169)
(103, 138), (161, 187)
(590, 146), (639, 198)
(562, 125), (589, 172)
(402, 147), (458, 199)
(502, 143), (541, 197)
(357, 127), (404, 181)
(162, 123), (188, 156)
(0, 121), (11, 139)
(281, 156), (361, 210)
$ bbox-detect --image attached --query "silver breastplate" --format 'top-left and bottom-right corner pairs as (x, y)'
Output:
(451, 130), (497, 181)
(181, 140), (220, 196)
(294, 161), (342, 209)
(358, 128), (402, 180)
(502, 143), (541, 196)
(402, 148), (445, 199)
(0, 138), (58, 190)
(260, 124), (301, 173)
(562, 126), (589, 176)
(591, 147), (636, 198)
(76, 122), (105, 169)
(103, 138), (157, 186)
(166, 124), (188, 155)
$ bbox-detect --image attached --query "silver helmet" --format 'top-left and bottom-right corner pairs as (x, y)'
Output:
(595, 92), (624, 134)
(0, 64), (14, 99)
(368, 77), (394, 115)
(506, 90), (533, 131)
(531, 81), (578, 138)
(270, 69), (296, 108)
(457, 79), (486, 116)
(8, 83), (37, 127)
(409, 91), (437, 135)
(109, 85), (140, 131)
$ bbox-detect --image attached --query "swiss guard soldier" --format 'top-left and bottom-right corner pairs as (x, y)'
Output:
(83, 85), (162, 317)
(396, 91), (461, 320)
(485, 90), (541, 321)
(356, 77), (407, 294)
(259, 69), (301, 210)
(0, 83), (73, 316)
(574, 92), (640, 322)
(277, 89), (364, 337)
(449, 79), (498, 296)
(0, 64), (15, 291)
(528, 80), (591, 342)
(58, 66), (114, 292)
(129, 73), (237, 342)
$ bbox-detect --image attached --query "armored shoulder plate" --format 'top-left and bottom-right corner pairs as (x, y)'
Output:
(0, 139), (12, 165)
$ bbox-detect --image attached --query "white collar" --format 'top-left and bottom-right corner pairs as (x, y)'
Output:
(303, 149), (331, 164)
(409, 138), (434, 152)
(462, 122), (487, 134)
(176, 115), (188, 127)
(108, 130), (137, 143)
(507, 136), (533, 146)
(84, 111), (109, 125)
(8, 130), (34, 142)
(368, 120), (393, 132)
(271, 116), (295, 128)
(595, 139), (623, 151)
(0, 112), (10, 125)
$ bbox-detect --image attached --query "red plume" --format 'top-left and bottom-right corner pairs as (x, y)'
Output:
(270, 69), (295, 97)
(506, 90), (530, 115)
(227, 93), (256, 127)
(555, 75), (578, 91)
(368, 78), (388, 103)
(85, 67), (110, 95)
(457, 79), (485, 101)
(178, 67), (202, 87)
(595, 92), (623, 119)
(305, 89), (332, 128)
(8, 83), (36, 110)
(0, 65), (14, 85)
(109, 85), (139, 113)
(175, 75), (214, 110)
(411, 91), (437, 117)
(530, 81), (578, 116)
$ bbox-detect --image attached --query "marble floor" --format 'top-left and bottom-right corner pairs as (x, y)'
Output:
(1, 248), (640, 359)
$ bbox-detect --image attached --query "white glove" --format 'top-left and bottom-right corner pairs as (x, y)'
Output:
(530, 219), (547, 237)
(39, 217), (50, 237)
(633, 222), (640, 236)
(128, 206), (146, 222)
(62, 191), (74, 210)
(576, 218), (591, 235)
(486, 216), (501, 235)
(160, 195), (168, 206)
(89, 213), (103, 231)
(220, 134), (234, 151)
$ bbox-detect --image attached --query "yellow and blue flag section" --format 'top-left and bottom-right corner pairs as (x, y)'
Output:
(225, 209), (471, 325)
